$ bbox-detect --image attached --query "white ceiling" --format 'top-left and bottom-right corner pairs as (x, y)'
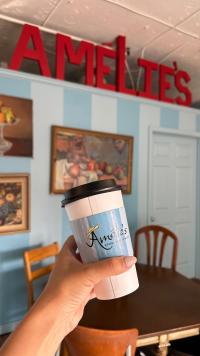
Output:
(0, 0), (200, 104)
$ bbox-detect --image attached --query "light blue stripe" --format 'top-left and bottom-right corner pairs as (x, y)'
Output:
(62, 87), (91, 244)
(0, 157), (30, 172)
(0, 75), (31, 98)
(196, 114), (200, 132)
(0, 232), (29, 323)
(63, 87), (91, 129)
(160, 107), (179, 129)
(117, 99), (140, 235)
(62, 209), (72, 245)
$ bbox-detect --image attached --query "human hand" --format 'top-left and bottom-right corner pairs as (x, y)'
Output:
(37, 235), (137, 339)
(0, 236), (137, 356)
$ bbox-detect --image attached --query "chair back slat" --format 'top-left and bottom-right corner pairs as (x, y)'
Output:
(159, 233), (167, 267)
(31, 264), (55, 281)
(23, 242), (59, 308)
(64, 325), (138, 356)
(24, 243), (59, 263)
(146, 231), (151, 265)
(134, 225), (178, 270)
(153, 230), (159, 267)
(172, 237), (178, 272)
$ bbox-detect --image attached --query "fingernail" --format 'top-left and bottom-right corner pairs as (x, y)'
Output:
(124, 256), (136, 268)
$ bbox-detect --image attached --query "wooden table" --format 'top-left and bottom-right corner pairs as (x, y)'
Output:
(80, 264), (200, 355)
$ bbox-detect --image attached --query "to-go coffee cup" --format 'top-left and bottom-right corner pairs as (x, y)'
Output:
(62, 179), (139, 300)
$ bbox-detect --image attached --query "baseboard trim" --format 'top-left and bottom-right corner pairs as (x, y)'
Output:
(0, 319), (21, 335)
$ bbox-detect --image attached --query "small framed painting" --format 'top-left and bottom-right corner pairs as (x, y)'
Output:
(0, 174), (30, 235)
(50, 126), (133, 194)
(0, 95), (33, 157)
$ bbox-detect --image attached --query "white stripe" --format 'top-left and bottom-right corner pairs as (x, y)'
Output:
(30, 83), (63, 247)
(179, 110), (196, 131)
(91, 94), (117, 133)
(137, 104), (160, 227)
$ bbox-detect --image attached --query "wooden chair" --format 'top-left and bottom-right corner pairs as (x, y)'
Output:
(23, 242), (60, 308)
(63, 325), (138, 356)
(134, 225), (178, 271)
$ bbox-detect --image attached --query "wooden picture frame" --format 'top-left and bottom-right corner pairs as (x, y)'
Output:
(0, 173), (30, 235)
(0, 95), (33, 157)
(50, 126), (133, 194)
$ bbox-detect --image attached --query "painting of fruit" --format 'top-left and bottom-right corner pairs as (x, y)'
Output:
(0, 95), (33, 157)
(51, 126), (133, 194)
(0, 174), (29, 235)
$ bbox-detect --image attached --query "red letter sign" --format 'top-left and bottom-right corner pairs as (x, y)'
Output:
(138, 58), (158, 99)
(9, 24), (51, 77)
(8, 24), (192, 107)
(175, 70), (192, 106)
(96, 46), (116, 91)
(56, 34), (94, 85)
(116, 36), (136, 95)
(159, 64), (175, 104)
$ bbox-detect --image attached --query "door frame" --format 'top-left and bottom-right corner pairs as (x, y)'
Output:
(148, 126), (200, 278)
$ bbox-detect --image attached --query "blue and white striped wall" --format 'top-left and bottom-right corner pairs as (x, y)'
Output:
(0, 69), (200, 332)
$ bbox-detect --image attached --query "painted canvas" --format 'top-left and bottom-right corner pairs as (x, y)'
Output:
(51, 126), (133, 194)
(0, 95), (33, 157)
(0, 174), (29, 234)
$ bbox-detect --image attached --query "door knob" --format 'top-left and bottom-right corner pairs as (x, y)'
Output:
(150, 216), (155, 222)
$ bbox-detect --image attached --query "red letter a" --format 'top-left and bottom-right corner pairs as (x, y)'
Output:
(9, 24), (51, 77)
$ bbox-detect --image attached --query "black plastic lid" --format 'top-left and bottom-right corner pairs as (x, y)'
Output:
(61, 179), (121, 206)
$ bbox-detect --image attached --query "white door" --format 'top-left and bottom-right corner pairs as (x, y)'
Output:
(149, 133), (197, 277)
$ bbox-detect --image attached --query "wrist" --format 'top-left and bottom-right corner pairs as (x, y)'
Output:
(0, 294), (69, 356)
(34, 290), (71, 340)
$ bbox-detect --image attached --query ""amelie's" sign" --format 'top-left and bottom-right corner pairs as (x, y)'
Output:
(8, 24), (192, 106)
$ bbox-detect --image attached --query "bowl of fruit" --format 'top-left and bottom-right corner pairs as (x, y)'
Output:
(0, 101), (20, 155)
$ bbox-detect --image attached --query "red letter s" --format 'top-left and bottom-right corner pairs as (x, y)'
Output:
(175, 70), (192, 106)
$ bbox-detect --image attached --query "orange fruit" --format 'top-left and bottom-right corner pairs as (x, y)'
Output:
(5, 193), (15, 202)
(0, 112), (5, 123)
(0, 198), (5, 206)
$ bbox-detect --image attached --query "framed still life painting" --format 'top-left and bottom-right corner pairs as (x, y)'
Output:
(50, 126), (133, 194)
(0, 174), (30, 235)
(0, 95), (33, 157)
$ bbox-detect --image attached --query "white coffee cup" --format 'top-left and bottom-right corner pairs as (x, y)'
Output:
(62, 179), (139, 300)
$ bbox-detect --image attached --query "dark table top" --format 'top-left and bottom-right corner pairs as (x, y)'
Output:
(80, 264), (200, 338)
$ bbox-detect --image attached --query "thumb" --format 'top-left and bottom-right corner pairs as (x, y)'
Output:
(85, 256), (137, 284)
